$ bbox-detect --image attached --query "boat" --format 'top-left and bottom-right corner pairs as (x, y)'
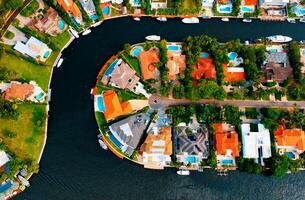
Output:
(156, 17), (167, 22)
(266, 35), (293, 43)
(82, 29), (91, 36)
(221, 17), (229, 22)
(300, 40), (305, 44)
(133, 17), (140, 21)
(18, 175), (30, 187)
(98, 139), (108, 150)
(182, 17), (199, 24)
(300, 18), (305, 23)
(287, 18), (296, 23)
(245, 40), (250, 45)
(177, 169), (190, 176)
(68, 26), (79, 38)
(145, 35), (161, 41)
(57, 58), (63, 68)
(242, 18), (252, 23)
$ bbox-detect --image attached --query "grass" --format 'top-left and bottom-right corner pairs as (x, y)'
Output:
(95, 112), (107, 133)
(20, 0), (39, 17)
(4, 30), (14, 39)
(120, 51), (141, 76)
(0, 104), (46, 162)
(50, 30), (72, 50)
(0, 50), (53, 91)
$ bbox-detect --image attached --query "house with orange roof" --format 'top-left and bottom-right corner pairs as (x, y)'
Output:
(191, 53), (217, 80)
(57, 0), (83, 26)
(241, 0), (257, 14)
(214, 123), (239, 169)
(139, 48), (160, 81)
(166, 44), (186, 80)
(274, 126), (305, 160)
(223, 63), (246, 83)
(140, 126), (172, 169)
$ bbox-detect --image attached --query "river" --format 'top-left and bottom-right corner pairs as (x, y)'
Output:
(16, 17), (305, 200)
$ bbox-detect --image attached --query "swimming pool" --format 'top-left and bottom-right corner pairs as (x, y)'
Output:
(35, 92), (44, 101)
(58, 20), (65, 30)
(43, 50), (50, 58)
(295, 6), (305, 16)
(0, 180), (12, 193)
(200, 52), (209, 58)
(105, 59), (119, 76)
(269, 49), (278, 53)
(185, 156), (198, 164)
(90, 14), (98, 21)
(167, 45), (181, 51)
(218, 5), (232, 13)
(285, 152), (295, 159)
(96, 96), (105, 112)
(102, 6), (110, 16)
(241, 6), (254, 13)
(133, 0), (141, 6)
(303, 50), (305, 55)
(131, 46), (143, 57)
(228, 52), (238, 61)
(221, 159), (233, 165)
(109, 134), (123, 149)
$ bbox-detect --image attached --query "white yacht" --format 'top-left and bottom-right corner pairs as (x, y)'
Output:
(221, 17), (229, 22)
(300, 18), (305, 23)
(156, 17), (167, 22)
(69, 26), (79, 38)
(57, 58), (63, 68)
(97, 134), (108, 150)
(82, 29), (91, 36)
(266, 35), (293, 43)
(242, 18), (252, 23)
(133, 17), (141, 21)
(145, 35), (161, 41)
(182, 17), (199, 24)
(177, 169), (190, 176)
(287, 18), (296, 23)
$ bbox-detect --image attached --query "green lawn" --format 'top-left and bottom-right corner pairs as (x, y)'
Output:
(181, 0), (197, 9)
(0, 50), (53, 91)
(20, 0), (39, 17)
(0, 104), (47, 162)
(50, 30), (72, 50)
(120, 51), (141, 76)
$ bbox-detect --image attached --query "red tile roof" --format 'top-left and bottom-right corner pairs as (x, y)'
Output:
(244, 0), (257, 6)
(192, 57), (217, 80)
(139, 49), (160, 81)
(275, 126), (305, 150)
(223, 64), (246, 82)
(4, 82), (34, 100)
(214, 123), (239, 157)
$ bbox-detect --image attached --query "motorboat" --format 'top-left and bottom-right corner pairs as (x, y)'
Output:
(57, 58), (64, 68)
(68, 26), (79, 38)
(266, 35), (293, 43)
(300, 40), (305, 44)
(82, 29), (91, 36)
(287, 18), (296, 23)
(201, 15), (210, 19)
(145, 35), (161, 41)
(177, 169), (190, 176)
(156, 17), (167, 22)
(18, 175), (30, 187)
(300, 18), (305, 23)
(133, 17), (141, 21)
(98, 139), (108, 150)
(182, 17), (199, 24)
(242, 18), (252, 23)
(221, 17), (229, 22)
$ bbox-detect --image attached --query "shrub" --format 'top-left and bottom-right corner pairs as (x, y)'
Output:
(2, 128), (16, 138)
(4, 31), (14, 39)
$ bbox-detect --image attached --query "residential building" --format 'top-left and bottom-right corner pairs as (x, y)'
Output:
(0, 151), (10, 168)
(13, 36), (52, 61)
(139, 48), (160, 81)
(217, 0), (233, 14)
(241, 124), (272, 165)
(259, 0), (289, 7)
(27, 7), (66, 36)
(274, 126), (305, 160)
(175, 122), (209, 166)
(130, 0), (141, 7)
(140, 126), (172, 169)
(261, 52), (292, 83)
(223, 64), (245, 83)
(79, 0), (98, 20)
(166, 45), (186, 81)
(214, 123), (239, 169)
(57, 0), (83, 25)
(150, 0), (167, 9)
(192, 53), (217, 80)
(108, 114), (148, 157)
(241, 0), (257, 13)
(202, 0), (214, 7)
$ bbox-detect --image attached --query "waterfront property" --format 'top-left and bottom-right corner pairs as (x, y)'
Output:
(79, 0), (98, 20)
(217, 0), (233, 14)
(108, 114), (148, 157)
(175, 119), (209, 166)
(241, 124), (272, 166)
(241, 0), (256, 13)
(140, 126), (172, 169)
(228, 51), (243, 67)
(192, 52), (217, 80)
(261, 51), (292, 83)
(166, 44), (186, 81)
(27, 7), (66, 36)
(214, 123), (239, 169)
(139, 48), (160, 81)
(57, 0), (83, 26)
(150, 0), (167, 9)
(13, 36), (52, 62)
(223, 64), (245, 83)
(0, 151), (10, 169)
(274, 126), (305, 160)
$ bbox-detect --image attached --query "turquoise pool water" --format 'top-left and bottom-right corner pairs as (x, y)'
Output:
(35, 92), (44, 101)
(285, 152), (295, 159)
(241, 6), (254, 13)
(58, 20), (65, 30)
(200, 52), (209, 58)
(109, 134), (123, 149)
(167, 45), (180, 51)
(185, 156), (198, 164)
(97, 96), (105, 112)
(131, 47), (142, 57)
(303, 50), (305, 55)
(0, 181), (12, 193)
(221, 159), (233, 165)
(102, 6), (110, 15)
(133, 0), (141, 6)
(218, 5), (232, 13)
(295, 6), (305, 16)
(90, 14), (98, 21)
(105, 59), (119, 76)
(228, 52), (237, 60)
(269, 49), (278, 53)
(43, 51), (50, 58)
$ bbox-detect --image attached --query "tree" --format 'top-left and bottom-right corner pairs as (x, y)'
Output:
(232, 0), (241, 16)
(288, 42), (302, 81)
(271, 154), (289, 178)
(4, 0), (22, 10)
(0, 66), (19, 81)
(224, 105), (241, 127)
(0, 96), (19, 120)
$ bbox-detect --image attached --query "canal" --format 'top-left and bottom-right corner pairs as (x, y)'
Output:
(16, 17), (305, 200)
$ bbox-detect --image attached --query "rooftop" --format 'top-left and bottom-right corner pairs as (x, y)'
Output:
(214, 123), (239, 157)
(166, 50), (186, 80)
(4, 82), (34, 101)
(274, 126), (305, 151)
(192, 56), (217, 80)
(57, 0), (82, 17)
(139, 48), (160, 80)
(223, 64), (245, 82)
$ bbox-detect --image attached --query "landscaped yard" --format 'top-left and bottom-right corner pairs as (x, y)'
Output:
(50, 30), (72, 50)
(121, 51), (141, 76)
(0, 103), (47, 162)
(20, 0), (39, 17)
(245, 107), (259, 119)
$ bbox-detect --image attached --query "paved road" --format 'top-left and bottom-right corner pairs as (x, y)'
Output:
(0, 0), (32, 38)
(148, 94), (305, 109)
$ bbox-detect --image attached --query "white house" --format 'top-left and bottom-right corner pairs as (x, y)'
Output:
(0, 151), (10, 168)
(150, 0), (167, 10)
(259, 0), (289, 7)
(242, 124), (272, 165)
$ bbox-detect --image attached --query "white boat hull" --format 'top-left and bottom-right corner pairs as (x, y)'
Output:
(267, 35), (293, 43)
(156, 17), (167, 22)
(57, 58), (63, 68)
(133, 17), (140, 21)
(221, 18), (229, 22)
(177, 170), (190, 175)
(145, 35), (161, 41)
(98, 139), (108, 150)
(182, 17), (199, 24)
(82, 29), (91, 36)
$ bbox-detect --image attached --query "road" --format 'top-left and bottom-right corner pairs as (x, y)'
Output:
(0, 0), (32, 38)
(148, 94), (305, 109)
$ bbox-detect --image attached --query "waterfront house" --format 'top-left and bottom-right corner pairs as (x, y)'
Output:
(217, 0), (233, 14)
(261, 52), (292, 83)
(139, 48), (160, 81)
(192, 53), (217, 80)
(108, 114), (148, 157)
(175, 119), (209, 166)
(259, 0), (289, 7)
(79, 0), (98, 20)
(241, 0), (257, 14)
(1, 81), (46, 102)
(166, 45), (186, 80)
(27, 7), (66, 36)
(223, 64), (245, 83)
(274, 126), (305, 160)
(57, 0), (83, 26)
(140, 126), (172, 169)
(241, 123), (272, 166)
(150, 0), (167, 9)
(0, 151), (10, 169)
(202, 0), (214, 7)
(214, 123), (239, 169)
(13, 36), (52, 62)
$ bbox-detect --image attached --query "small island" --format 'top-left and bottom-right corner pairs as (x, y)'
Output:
(94, 35), (305, 177)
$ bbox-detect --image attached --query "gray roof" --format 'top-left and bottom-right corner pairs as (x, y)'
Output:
(109, 114), (147, 156)
(266, 52), (288, 64)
